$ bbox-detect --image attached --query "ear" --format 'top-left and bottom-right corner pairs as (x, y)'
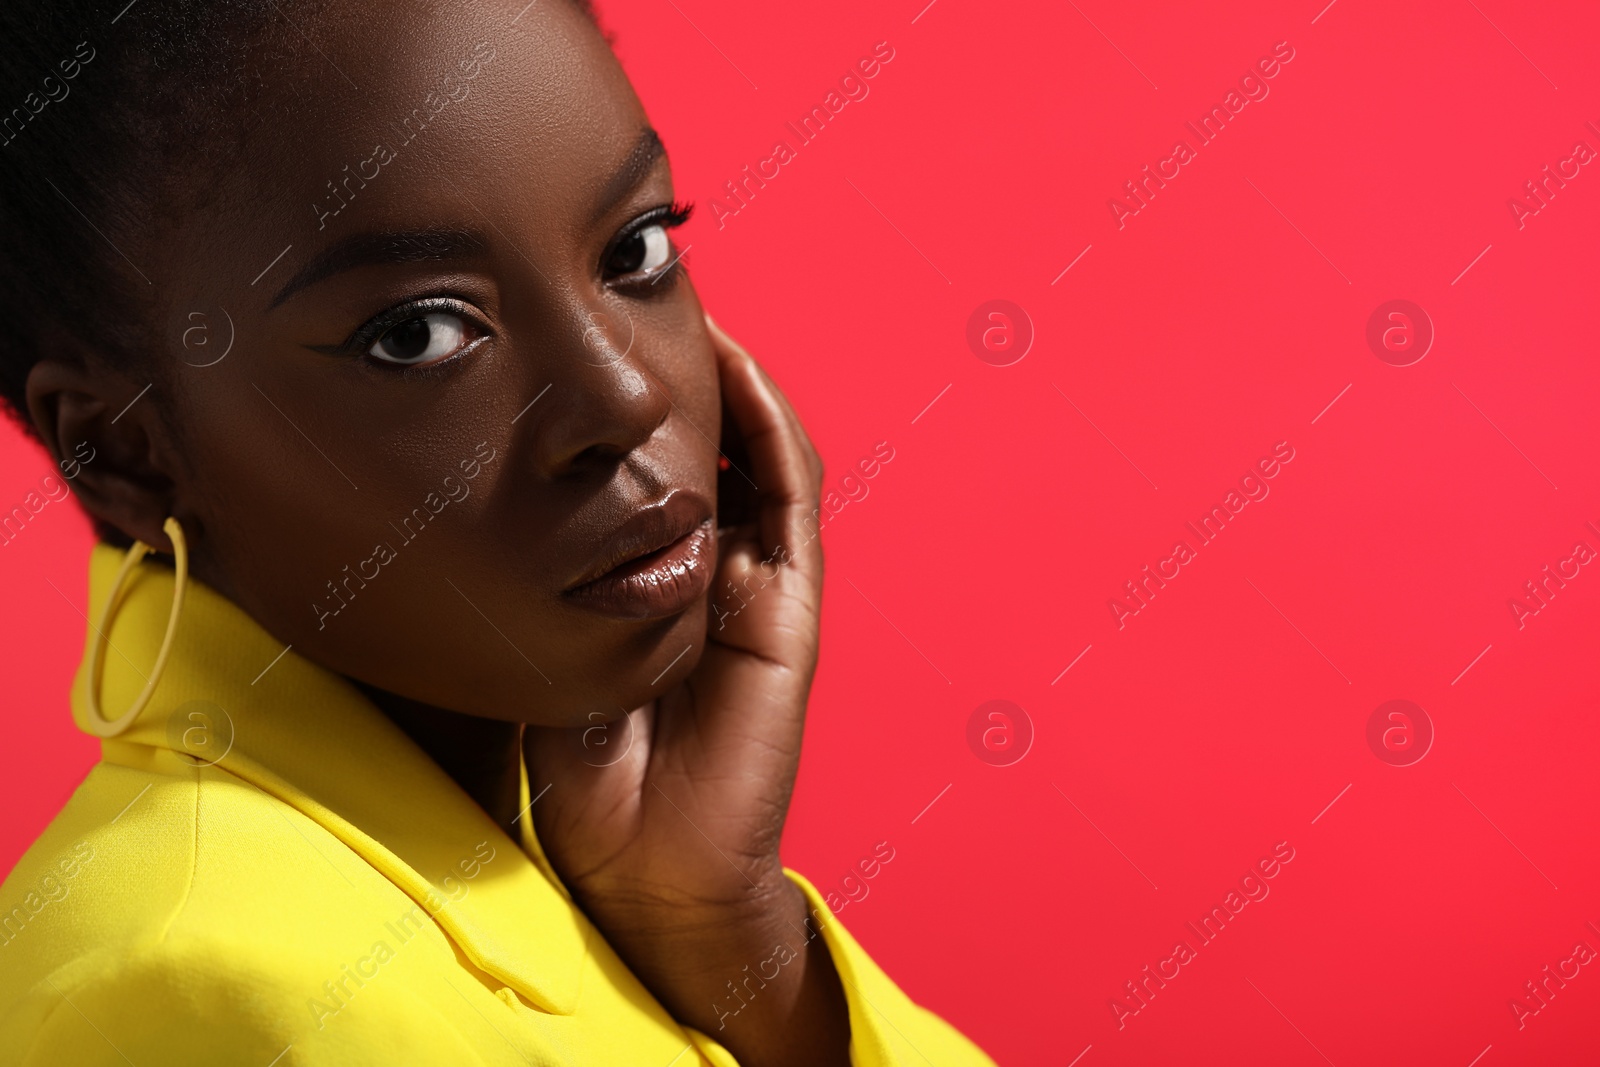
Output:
(25, 357), (180, 551)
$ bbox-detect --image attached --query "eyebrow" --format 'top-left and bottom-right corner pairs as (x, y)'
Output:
(594, 127), (668, 219)
(268, 228), (490, 309)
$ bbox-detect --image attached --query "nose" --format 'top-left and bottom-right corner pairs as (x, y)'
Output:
(525, 304), (671, 478)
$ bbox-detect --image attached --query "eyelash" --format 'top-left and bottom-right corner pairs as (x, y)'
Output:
(605, 201), (694, 286)
(340, 296), (485, 366)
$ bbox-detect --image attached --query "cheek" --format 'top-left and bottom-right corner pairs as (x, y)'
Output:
(179, 382), (521, 682)
(673, 302), (720, 427)
(648, 296), (721, 476)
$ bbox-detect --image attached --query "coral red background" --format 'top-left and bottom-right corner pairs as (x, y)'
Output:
(5, 1), (1600, 1063)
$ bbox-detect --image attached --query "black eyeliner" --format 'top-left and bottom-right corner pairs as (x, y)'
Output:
(304, 296), (479, 359)
(603, 201), (694, 285)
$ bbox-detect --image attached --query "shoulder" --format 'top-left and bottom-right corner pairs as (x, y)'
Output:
(3, 756), (365, 964)
(1, 760), (193, 963)
(2, 760), (484, 1066)
(2, 938), (488, 1067)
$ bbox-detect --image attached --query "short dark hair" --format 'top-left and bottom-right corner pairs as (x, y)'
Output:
(0, 0), (602, 441)
(0, 0), (291, 439)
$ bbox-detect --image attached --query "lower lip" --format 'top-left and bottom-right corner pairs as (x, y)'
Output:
(564, 520), (716, 619)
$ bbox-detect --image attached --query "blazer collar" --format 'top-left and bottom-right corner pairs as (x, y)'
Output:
(70, 545), (589, 1014)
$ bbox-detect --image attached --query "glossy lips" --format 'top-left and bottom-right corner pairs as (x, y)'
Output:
(563, 492), (716, 619)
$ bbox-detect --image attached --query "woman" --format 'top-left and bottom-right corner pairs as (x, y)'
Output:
(0, 1), (994, 1064)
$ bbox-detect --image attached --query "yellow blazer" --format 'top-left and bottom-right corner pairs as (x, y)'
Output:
(0, 547), (994, 1066)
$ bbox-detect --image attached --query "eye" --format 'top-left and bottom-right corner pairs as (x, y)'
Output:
(605, 224), (671, 277)
(304, 297), (489, 371)
(368, 310), (476, 366)
(603, 203), (693, 282)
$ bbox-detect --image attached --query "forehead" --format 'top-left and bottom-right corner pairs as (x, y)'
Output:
(160, 0), (645, 300)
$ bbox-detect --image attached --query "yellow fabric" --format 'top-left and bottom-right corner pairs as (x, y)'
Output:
(0, 547), (994, 1066)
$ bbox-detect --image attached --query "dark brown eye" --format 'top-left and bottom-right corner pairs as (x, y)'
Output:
(369, 312), (470, 366)
(605, 223), (671, 278)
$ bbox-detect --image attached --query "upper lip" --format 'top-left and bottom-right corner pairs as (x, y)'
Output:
(564, 490), (714, 591)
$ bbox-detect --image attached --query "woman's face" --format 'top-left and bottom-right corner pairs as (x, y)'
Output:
(143, 0), (721, 726)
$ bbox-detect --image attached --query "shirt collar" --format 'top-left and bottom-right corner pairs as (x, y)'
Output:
(70, 544), (589, 1014)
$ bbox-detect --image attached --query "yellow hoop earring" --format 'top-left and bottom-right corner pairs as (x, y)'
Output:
(84, 517), (188, 738)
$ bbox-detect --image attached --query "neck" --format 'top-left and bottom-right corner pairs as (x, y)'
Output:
(354, 682), (525, 837)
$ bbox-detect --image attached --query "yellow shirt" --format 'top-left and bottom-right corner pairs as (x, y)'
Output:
(0, 547), (994, 1066)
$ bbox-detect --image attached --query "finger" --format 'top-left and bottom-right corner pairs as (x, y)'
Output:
(705, 316), (822, 578)
(706, 315), (822, 491)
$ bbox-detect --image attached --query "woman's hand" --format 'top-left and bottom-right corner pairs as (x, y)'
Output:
(522, 317), (849, 1067)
